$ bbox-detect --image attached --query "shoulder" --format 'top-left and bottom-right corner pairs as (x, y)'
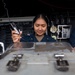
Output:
(69, 26), (75, 47)
(43, 35), (56, 42)
(70, 27), (75, 37)
(20, 34), (35, 42)
(71, 26), (75, 33)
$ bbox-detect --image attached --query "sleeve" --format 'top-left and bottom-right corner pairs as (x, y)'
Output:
(20, 35), (30, 42)
(69, 27), (75, 47)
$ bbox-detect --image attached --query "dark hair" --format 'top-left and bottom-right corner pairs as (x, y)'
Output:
(32, 14), (49, 35)
(33, 14), (49, 25)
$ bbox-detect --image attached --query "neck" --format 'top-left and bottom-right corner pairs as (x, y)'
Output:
(35, 34), (44, 42)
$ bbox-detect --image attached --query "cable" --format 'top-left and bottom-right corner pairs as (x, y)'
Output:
(2, 0), (20, 34)
(2, 0), (10, 22)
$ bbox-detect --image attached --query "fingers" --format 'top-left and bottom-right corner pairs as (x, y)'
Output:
(12, 38), (20, 43)
(12, 34), (20, 43)
(11, 30), (22, 43)
(19, 31), (22, 36)
(72, 47), (75, 50)
(11, 30), (22, 35)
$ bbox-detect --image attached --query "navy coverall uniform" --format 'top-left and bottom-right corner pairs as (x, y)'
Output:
(20, 34), (56, 42)
(69, 27), (75, 47)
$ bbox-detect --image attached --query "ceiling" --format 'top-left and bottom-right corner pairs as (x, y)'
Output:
(0, 0), (75, 18)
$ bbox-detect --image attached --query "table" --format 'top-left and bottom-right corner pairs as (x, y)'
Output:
(0, 42), (75, 75)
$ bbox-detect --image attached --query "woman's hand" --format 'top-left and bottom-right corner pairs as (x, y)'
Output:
(11, 30), (22, 43)
(72, 47), (75, 51)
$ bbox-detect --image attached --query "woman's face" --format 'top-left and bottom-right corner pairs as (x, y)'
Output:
(34, 18), (47, 36)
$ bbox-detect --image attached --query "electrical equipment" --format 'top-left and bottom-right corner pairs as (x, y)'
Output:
(57, 25), (71, 39)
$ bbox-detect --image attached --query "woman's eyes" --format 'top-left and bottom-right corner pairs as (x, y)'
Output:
(42, 25), (46, 27)
(35, 24), (46, 27)
(35, 24), (39, 27)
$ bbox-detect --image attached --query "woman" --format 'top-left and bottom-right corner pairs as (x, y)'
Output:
(12, 14), (56, 42)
